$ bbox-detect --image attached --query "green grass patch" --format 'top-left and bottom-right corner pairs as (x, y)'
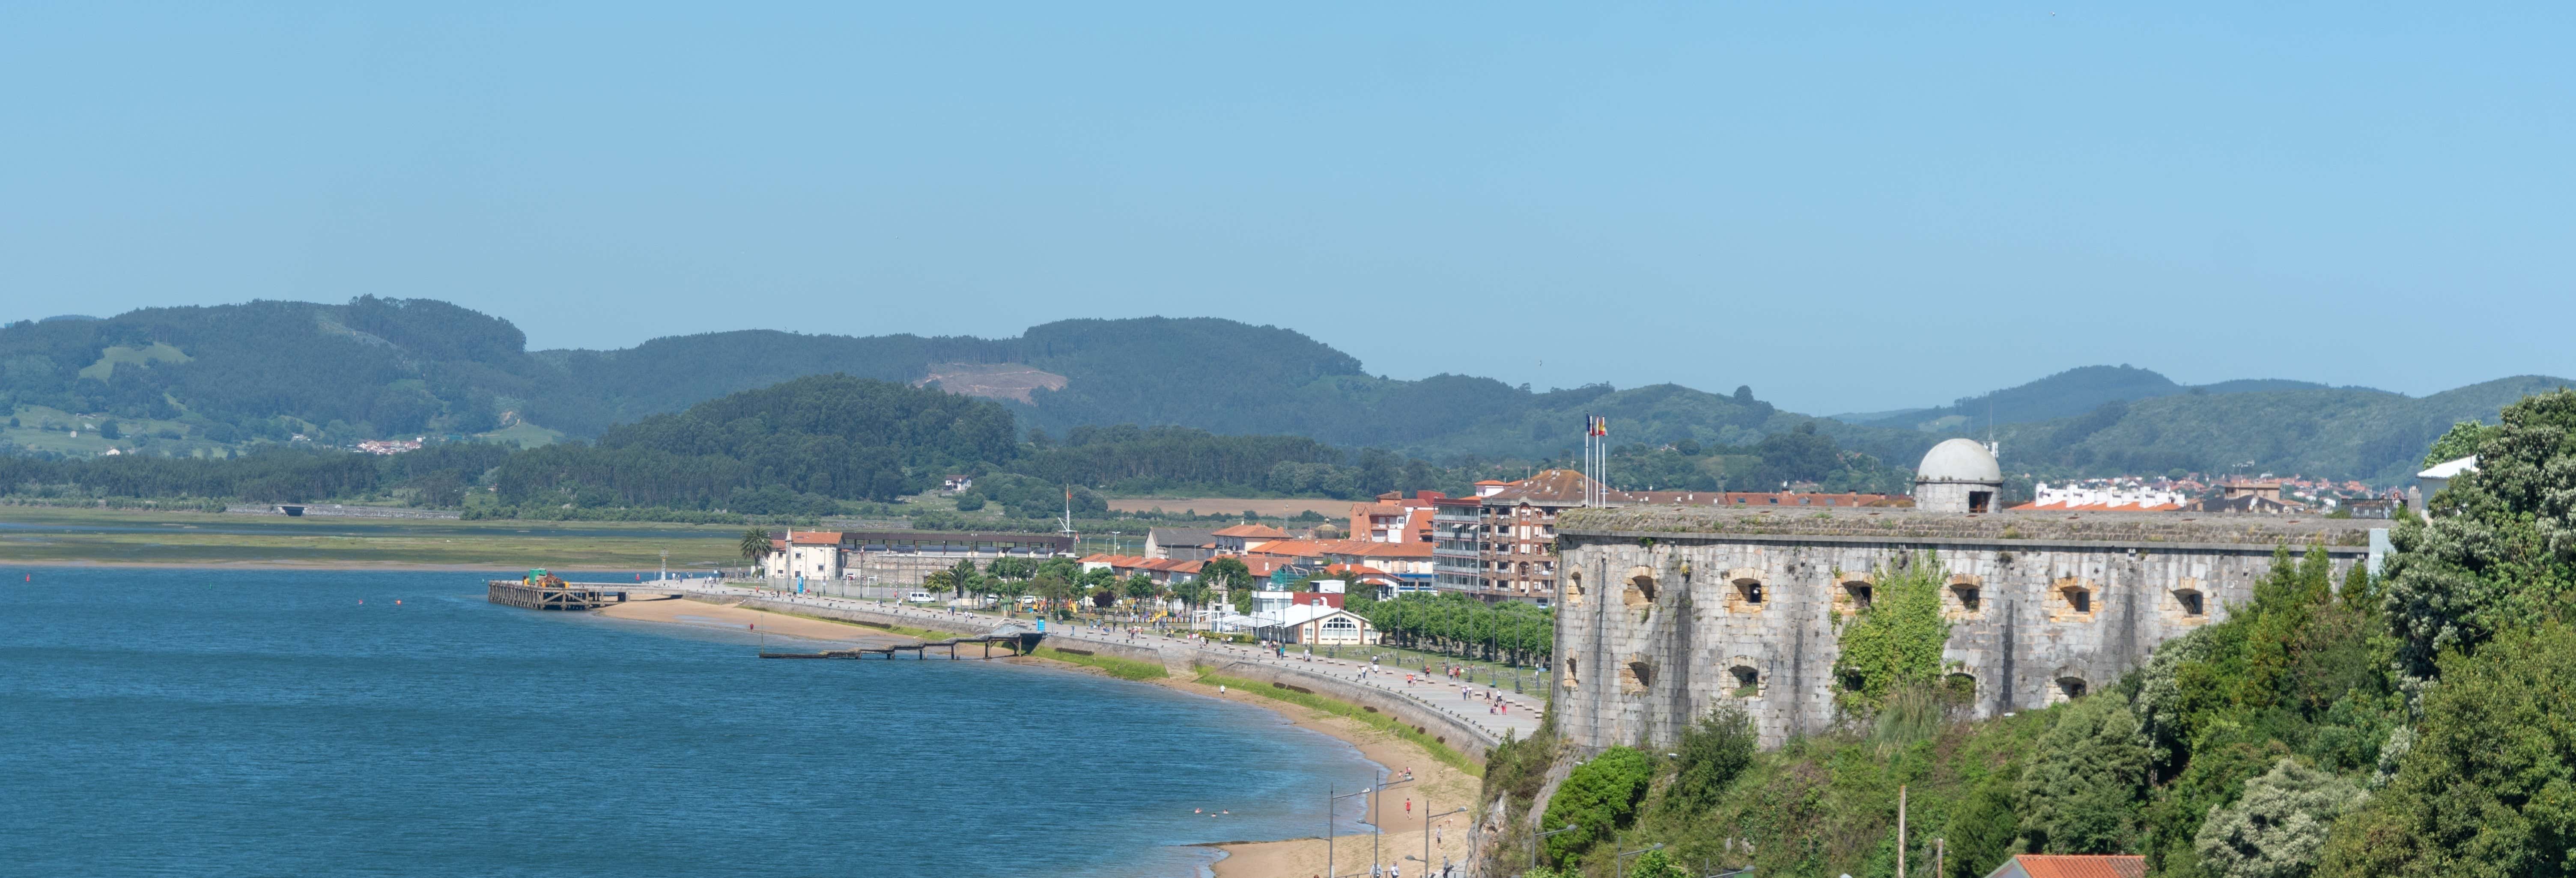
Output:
(1031, 646), (1168, 680)
(1194, 668), (1476, 772)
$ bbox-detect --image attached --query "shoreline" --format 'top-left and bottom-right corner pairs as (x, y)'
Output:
(597, 592), (1481, 878)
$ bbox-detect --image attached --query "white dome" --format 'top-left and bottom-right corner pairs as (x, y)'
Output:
(1916, 438), (2002, 484)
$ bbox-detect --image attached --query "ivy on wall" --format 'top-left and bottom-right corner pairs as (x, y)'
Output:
(1832, 551), (1954, 714)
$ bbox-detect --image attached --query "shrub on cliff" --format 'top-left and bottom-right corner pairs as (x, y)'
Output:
(1541, 746), (1651, 864)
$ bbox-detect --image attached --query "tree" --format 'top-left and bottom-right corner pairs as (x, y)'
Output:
(2018, 695), (2150, 853)
(2380, 389), (2576, 680)
(1944, 777), (2023, 878)
(98, 419), (121, 440)
(2421, 419), (2498, 467)
(2320, 622), (2576, 877)
(1123, 573), (1157, 604)
(2193, 758), (2364, 878)
(1539, 746), (1652, 864)
(945, 559), (978, 597)
(1627, 848), (1689, 878)
(738, 528), (771, 564)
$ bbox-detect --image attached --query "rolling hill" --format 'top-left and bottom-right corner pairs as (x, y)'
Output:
(1, 297), (2560, 484)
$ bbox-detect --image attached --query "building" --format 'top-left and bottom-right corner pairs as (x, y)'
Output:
(2015, 481), (2187, 511)
(1145, 527), (1219, 560)
(765, 530), (1075, 586)
(1983, 855), (2145, 878)
(2417, 455), (2477, 506)
(760, 531), (847, 581)
(1210, 523), (1291, 554)
(1429, 468), (1906, 605)
(1253, 603), (1379, 646)
(1348, 491), (1445, 543)
(1550, 440), (2377, 749)
(2180, 480), (2308, 514)
(1913, 438), (2005, 512)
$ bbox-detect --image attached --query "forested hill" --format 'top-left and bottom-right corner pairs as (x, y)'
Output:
(3, 298), (2564, 484)
(1842, 365), (2341, 432)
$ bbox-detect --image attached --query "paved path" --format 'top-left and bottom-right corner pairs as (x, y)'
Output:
(629, 580), (1550, 744)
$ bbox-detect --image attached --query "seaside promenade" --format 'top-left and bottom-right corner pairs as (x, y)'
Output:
(626, 580), (1549, 746)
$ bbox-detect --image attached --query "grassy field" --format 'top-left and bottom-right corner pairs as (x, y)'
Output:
(0, 506), (751, 569)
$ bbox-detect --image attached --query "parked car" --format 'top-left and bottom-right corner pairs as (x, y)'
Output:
(904, 591), (936, 604)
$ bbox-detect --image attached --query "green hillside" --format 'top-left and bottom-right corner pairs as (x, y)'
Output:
(3, 297), (2560, 485)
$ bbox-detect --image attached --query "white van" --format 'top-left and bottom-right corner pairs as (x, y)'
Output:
(904, 591), (936, 604)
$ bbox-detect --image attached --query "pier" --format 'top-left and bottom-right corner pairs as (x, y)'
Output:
(760, 631), (1044, 661)
(487, 580), (629, 610)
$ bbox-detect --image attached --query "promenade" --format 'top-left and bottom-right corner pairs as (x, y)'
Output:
(629, 580), (1549, 746)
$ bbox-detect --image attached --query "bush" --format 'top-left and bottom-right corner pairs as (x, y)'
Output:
(953, 492), (985, 512)
(2019, 695), (2150, 853)
(1669, 706), (1756, 811)
(2194, 758), (2364, 878)
(1541, 746), (1652, 864)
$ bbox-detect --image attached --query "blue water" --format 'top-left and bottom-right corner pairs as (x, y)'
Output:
(0, 569), (1381, 876)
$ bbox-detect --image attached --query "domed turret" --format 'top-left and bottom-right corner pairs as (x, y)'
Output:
(1914, 438), (2004, 513)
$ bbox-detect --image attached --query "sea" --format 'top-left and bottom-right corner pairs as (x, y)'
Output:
(0, 568), (1383, 877)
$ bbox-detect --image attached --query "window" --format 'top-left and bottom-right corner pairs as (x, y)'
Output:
(1954, 586), (1981, 612)
(2176, 589), (2205, 617)
(1736, 578), (1763, 605)
(2057, 677), (2087, 700)
(1322, 616), (1357, 631)
(1729, 665), (1760, 697)
(1562, 658), (1579, 689)
(1968, 491), (1994, 513)
(1843, 582), (1873, 611)
(1621, 660), (1652, 694)
(2066, 587), (2091, 614)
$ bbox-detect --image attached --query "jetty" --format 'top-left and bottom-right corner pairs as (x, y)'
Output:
(760, 631), (1044, 661)
(487, 580), (629, 610)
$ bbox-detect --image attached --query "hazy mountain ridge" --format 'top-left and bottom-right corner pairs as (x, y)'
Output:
(2, 298), (2556, 483)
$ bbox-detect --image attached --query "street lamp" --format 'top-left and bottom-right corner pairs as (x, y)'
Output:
(1328, 785), (1374, 878)
(1532, 822), (1579, 870)
(1368, 776), (1416, 873)
(1415, 804), (1467, 878)
(1615, 842), (1666, 878)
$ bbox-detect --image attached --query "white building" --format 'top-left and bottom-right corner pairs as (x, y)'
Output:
(761, 531), (844, 581)
(1252, 603), (1379, 646)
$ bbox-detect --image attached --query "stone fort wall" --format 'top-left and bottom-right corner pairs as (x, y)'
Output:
(1550, 507), (2371, 749)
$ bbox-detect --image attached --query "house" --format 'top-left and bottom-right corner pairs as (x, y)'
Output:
(1252, 603), (1379, 646)
(1210, 523), (1291, 554)
(1145, 527), (1219, 560)
(762, 531), (845, 580)
(1981, 855), (2144, 878)
(2418, 455), (2477, 505)
(941, 474), (973, 493)
(1244, 589), (1345, 617)
(1348, 491), (1445, 543)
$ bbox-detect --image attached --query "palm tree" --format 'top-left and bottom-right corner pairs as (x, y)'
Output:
(738, 528), (772, 573)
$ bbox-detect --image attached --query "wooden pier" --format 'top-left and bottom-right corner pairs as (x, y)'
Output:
(488, 580), (629, 611)
(760, 631), (1045, 661)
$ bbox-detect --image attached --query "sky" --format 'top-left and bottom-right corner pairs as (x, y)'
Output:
(4, 3), (2570, 415)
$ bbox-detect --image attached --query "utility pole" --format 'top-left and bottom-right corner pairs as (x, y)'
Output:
(1897, 785), (1908, 878)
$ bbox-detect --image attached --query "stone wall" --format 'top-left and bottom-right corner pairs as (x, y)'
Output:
(1552, 515), (2368, 750)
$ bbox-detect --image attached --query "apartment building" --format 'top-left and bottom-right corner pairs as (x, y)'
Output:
(1429, 469), (1905, 604)
(1347, 491), (1444, 543)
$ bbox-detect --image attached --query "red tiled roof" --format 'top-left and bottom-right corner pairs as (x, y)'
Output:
(787, 531), (841, 545)
(1211, 524), (1291, 538)
(2011, 855), (2145, 878)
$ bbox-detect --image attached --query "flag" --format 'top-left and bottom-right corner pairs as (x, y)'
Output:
(1583, 415), (1607, 437)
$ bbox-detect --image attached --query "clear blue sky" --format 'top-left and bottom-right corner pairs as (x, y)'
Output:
(5, 3), (2569, 414)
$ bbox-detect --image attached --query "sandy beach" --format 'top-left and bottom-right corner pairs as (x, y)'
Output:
(591, 597), (1482, 877)
(596, 592), (918, 644)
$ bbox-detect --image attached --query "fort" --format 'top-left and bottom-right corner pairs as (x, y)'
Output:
(1550, 439), (2378, 749)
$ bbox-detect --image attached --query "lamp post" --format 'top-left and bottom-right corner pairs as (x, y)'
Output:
(1370, 777), (1415, 874)
(1532, 822), (1579, 870)
(1328, 785), (1374, 878)
(1615, 842), (1666, 878)
(1416, 804), (1467, 878)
